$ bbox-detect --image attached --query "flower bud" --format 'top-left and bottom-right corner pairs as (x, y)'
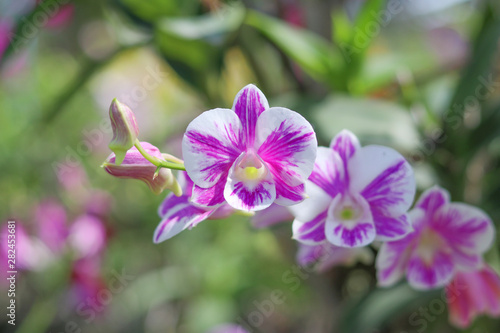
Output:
(108, 98), (139, 165)
(103, 142), (182, 195)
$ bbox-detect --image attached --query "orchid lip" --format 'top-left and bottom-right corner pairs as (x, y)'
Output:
(234, 151), (268, 183)
(416, 227), (446, 265)
(331, 195), (364, 228)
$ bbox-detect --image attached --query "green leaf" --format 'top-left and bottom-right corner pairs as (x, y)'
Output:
(336, 0), (387, 86)
(331, 10), (353, 46)
(155, 2), (245, 70)
(245, 10), (345, 90)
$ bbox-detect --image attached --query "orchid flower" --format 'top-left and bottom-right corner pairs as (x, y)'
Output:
(376, 186), (495, 290)
(154, 171), (234, 243)
(291, 130), (415, 248)
(182, 84), (317, 212)
(446, 265), (500, 328)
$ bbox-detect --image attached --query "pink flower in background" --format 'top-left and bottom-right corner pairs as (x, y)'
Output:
(35, 200), (69, 253)
(206, 324), (249, 333)
(154, 172), (234, 243)
(1, 222), (53, 271)
(446, 265), (500, 328)
(376, 186), (495, 290)
(70, 257), (106, 307)
(292, 130), (415, 248)
(297, 243), (373, 272)
(182, 84), (317, 211)
(68, 214), (107, 258)
(103, 142), (180, 195)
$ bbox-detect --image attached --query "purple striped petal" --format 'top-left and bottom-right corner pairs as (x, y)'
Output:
(406, 249), (454, 289)
(231, 84), (269, 147)
(182, 108), (243, 188)
(256, 107), (317, 187)
(325, 193), (376, 247)
(349, 145), (416, 217)
(191, 180), (227, 207)
(376, 209), (422, 286)
(153, 196), (214, 243)
(308, 147), (346, 198)
(289, 181), (332, 223)
(292, 210), (328, 245)
(273, 180), (306, 206)
(373, 211), (413, 242)
(158, 192), (188, 217)
(330, 129), (360, 164)
(223, 154), (276, 211)
(416, 186), (450, 217)
(376, 238), (415, 287)
(432, 203), (495, 261)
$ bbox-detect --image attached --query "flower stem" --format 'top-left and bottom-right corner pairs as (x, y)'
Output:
(134, 140), (186, 171)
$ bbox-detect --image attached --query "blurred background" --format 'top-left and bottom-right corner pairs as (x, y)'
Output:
(1, 0), (500, 332)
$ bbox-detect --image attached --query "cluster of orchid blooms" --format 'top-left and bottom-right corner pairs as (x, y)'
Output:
(1, 165), (110, 307)
(102, 84), (500, 329)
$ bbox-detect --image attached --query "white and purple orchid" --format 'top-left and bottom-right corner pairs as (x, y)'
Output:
(182, 84), (317, 212)
(291, 130), (416, 248)
(376, 186), (495, 290)
(153, 171), (234, 243)
(446, 264), (500, 328)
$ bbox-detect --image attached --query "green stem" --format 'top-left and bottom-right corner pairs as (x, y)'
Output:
(134, 140), (186, 171)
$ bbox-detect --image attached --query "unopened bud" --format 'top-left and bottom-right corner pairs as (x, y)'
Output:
(108, 98), (139, 165)
(103, 142), (181, 195)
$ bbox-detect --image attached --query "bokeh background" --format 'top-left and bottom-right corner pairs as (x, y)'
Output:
(1, 0), (500, 332)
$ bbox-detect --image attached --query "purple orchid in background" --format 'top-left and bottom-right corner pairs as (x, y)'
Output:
(376, 186), (495, 290)
(291, 130), (416, 248)
(35, 200), (69, 253)
(182, 84), (317, 212)
(446, 264), (500, 328)
(0, 221), (53, 272)
(103, 142), (181, 195)
(154, 171), (234, 243)
(68, 214), (107, 259)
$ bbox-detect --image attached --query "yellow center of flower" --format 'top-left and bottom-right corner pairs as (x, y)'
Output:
(340, 207), (356, 220)
(417, 228), (446, 265)
(235, 152), (268, 182)
(244, 166), (261, 180)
